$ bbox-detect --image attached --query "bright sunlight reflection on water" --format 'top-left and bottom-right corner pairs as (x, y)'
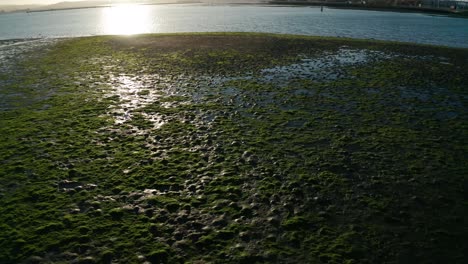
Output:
(102, 4), (152, 35)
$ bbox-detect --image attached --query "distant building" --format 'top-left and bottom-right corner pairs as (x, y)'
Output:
(422, 0), (468, 9)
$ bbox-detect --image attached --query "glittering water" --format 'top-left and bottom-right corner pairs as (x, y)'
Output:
(0, 4), (467, 47)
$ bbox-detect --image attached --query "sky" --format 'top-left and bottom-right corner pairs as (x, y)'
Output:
(0, 0), (139, 6)
(0, 0), (64, 5)
(0, 0), (252, 6)
(0, 0), (235, 6)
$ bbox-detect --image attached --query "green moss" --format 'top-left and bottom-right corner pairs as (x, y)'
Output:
(0, 33), (466, 264)
(146, 245), (171, 264)
(109, 208), (125, 220)
(35, 222), (65, 234)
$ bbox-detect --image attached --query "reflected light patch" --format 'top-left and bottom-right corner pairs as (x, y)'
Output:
(102, 4), (152, 35)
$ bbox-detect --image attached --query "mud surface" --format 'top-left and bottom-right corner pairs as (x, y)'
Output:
(0, 34), (467, 264)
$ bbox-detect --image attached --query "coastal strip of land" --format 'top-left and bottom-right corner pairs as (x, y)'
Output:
(0, 33), (467, 263)
(269, 1), (468, 16)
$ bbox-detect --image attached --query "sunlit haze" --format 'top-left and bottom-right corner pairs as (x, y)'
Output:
(102, 4), (152, 35)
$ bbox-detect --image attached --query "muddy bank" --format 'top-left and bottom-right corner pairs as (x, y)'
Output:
(0, 33), (467, 263)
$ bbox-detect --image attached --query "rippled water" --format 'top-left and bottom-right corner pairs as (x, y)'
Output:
(0, 4), (467, 47)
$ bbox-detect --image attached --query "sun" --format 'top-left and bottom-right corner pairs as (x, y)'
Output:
(101, 4), (152, 35)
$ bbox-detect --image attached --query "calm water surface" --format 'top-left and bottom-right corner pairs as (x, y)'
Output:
(0, 4), (467, 47)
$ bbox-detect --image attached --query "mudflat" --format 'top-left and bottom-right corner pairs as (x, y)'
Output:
(0, 33), (467, 263)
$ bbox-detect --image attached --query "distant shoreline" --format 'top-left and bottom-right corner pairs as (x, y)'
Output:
(13, 2), (202, 14)
(26, 5), (110, 13)
(268, 1), (468, 17)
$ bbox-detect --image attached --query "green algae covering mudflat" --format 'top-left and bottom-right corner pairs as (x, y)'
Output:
(0, 33), (467, 264)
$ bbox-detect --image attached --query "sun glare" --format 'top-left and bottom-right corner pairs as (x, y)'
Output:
(102, 4), (152, 35)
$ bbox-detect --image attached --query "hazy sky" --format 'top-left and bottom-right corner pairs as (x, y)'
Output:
(0, 0), (198, 6)
(0, 0), (61, 5)
(0, 0), (247, 6)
